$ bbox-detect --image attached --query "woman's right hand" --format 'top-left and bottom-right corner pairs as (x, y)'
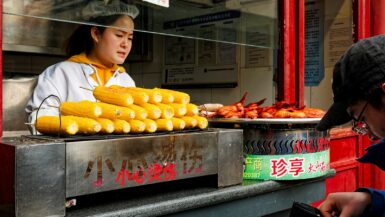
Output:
(317, 192), (371, 217)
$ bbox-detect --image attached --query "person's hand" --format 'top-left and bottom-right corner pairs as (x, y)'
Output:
(318, 192), (371, 217)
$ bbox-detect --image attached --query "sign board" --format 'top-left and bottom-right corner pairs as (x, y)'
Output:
(163, 64), (238, 88)
(243, 150), (330, 180)
(304, 0), (324, 86)
(162, 10), (240, 88)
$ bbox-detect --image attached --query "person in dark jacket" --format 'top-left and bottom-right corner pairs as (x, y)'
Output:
(317, 34), (385, 217)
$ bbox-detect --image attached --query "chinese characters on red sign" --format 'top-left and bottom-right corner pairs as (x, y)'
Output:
(270, 158), (305, 177)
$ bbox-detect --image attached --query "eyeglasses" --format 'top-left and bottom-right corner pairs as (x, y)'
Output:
(351, 102), (369, 135)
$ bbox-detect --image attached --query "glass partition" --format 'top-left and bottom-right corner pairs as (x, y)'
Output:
(3, 0), (278, 54)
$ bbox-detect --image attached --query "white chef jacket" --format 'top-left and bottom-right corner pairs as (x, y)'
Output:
(25, 61), (135, 132)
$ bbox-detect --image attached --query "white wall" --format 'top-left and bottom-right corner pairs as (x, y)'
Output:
(129, 0), (277, 107)
(128, 34), (275, 107)
(304, 0), (352, 110)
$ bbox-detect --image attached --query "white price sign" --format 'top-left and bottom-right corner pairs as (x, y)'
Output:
(143, 0), (169, 8)
(163, 64), (238, 87)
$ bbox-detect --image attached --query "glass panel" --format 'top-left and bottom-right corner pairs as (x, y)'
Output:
(3, 0), (278, 49)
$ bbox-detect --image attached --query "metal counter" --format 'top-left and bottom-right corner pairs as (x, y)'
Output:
(0, 128), (243, 217)
(64, 173), (332, 217)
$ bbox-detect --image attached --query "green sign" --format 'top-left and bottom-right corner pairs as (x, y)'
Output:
(243, 150), (330, 180)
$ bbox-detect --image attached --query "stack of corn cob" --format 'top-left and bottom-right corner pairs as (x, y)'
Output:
(35, 86), (208, 135)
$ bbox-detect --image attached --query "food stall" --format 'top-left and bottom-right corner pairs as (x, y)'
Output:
(0, 0), (331, 216)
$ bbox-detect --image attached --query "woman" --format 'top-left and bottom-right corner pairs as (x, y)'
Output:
(317, 35), (385, 217)
(25, 1), (139, 127)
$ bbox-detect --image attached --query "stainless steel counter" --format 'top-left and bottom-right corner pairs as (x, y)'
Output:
(65, 172), (332, 217)
(0, 128), (244, 217)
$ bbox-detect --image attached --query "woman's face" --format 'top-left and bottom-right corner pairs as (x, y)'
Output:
(91, 15), (134, 66)
(348, 96), (385, 141)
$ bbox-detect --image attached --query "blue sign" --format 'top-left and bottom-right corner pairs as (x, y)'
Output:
(305, 2), (324, 86)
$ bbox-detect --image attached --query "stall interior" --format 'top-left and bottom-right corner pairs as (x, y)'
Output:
(1, 1), (278, 216)
(2, 0), (278, 133)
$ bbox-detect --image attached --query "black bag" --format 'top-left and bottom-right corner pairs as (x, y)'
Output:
(289, 201), (321, 217)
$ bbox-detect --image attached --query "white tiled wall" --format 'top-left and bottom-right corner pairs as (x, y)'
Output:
(304, 67), (333, 110)
(128, 34), (164, 78)
(182, 89), (212, 105)
(240, 67), (275, 106)
(211, 86), (242, 105)
(128, 35), (276, 107)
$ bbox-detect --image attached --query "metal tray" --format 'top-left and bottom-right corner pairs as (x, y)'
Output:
(22, 128), (212, 142)
(208, 118), (321, 124)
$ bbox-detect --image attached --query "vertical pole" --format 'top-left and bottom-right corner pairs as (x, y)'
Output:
(278, 0), (296, 103)
(371, 0), (385, 35)
(0, 0), (3, 137)
(278, 0), (303, 106)
(296, 0), (304, 107)
(354, 0), (371, 41)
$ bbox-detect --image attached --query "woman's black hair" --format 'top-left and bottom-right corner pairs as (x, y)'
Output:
(64, 15), (125, 57)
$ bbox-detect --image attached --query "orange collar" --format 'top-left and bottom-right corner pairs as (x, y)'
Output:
(68, 53), (125, 73)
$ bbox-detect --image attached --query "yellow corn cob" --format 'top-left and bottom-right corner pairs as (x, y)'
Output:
(97, 102), (122, 120)
(138, 103), (161, 119)
(108, 85), (123, 89)
(36, 116), (78, 135)
(94, 118), (115, 134)
(160, 93), (174, 104)
(154, 88), (190, 104)
(109, 85), (149, 104)
(124, 87), (162, 104)
(170, 103), (187, 117)
(118, 106), (136, 121)
(128, 120), (146, 133)
(155, 119), (173, 131)
(186, 103), (199, 116)
(113, 119), (130, 134)
(171, 117), (185, 131)
(60, 101), (102, 118)
(93, 86), (133, 106)
(181, 116), (198, 129)
(192, 116), (208, 129)
(126, 104), (148, 120)
(155, 103), (174, 119)
(143, 119), (157, 133)
(68, 116), (101, 134)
